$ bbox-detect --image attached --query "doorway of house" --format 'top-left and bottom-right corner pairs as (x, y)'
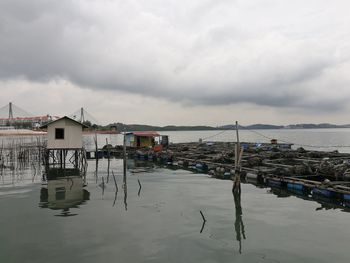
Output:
(137, 137), (141, 147)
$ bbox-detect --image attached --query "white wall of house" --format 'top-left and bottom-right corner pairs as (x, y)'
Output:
(47, 118), (83, 149)
(125, 134), (134, 147)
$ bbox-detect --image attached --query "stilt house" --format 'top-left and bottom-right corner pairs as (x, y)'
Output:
(41, 116), (89, 177)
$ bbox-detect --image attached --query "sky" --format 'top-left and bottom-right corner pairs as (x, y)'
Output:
(1, 0), (350, 126)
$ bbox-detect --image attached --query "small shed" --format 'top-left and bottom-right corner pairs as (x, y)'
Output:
(125, 131), (169, 149)
(125, 131), (160, 148)
(41, 116), (88, 149)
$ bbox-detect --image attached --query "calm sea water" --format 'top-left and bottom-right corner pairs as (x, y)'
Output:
(1, 130), (350, 263)
(82, 128), (350, 153)
(163, 128), (350, 153)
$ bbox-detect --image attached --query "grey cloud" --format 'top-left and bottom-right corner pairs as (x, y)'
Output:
(1, 0), (350, 112)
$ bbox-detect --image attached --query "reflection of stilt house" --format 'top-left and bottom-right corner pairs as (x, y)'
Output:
(39, 177), (90, 217)
(41, 116), (88, 178)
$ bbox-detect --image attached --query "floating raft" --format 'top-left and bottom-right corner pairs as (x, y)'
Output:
(87, 141), (350, 203)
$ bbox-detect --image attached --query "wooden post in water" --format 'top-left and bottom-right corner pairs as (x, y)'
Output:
(106, 138), (110, 183)
(63, 150), (67, 170)
(74, 150), (78, 169)
(60, 149), (63, 169)
(123, 131), (128, 210)
(123, 132), (127, 182)
(233, 187), (246, 254)
(233, 121), (243, 195)
(94, 132), (98, 183)
(232, 121), (245, 251)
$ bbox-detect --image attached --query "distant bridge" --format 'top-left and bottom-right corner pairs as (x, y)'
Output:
(0, 102), (52, 126)
(0, 102), (98, 127)
(69, 107), (99, 125)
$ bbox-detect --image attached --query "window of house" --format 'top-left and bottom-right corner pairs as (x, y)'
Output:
(55, 128), (65, 139)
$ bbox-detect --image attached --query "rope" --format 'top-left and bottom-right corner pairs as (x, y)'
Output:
(201, 129), (230, 141)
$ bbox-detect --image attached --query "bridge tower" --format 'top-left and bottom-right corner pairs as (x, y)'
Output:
(80, 107), (85, 123)
(8, 102), (13, 126)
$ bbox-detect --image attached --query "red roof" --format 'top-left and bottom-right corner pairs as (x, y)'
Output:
(132, 131), (160, 137)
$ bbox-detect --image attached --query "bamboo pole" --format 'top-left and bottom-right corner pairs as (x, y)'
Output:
(123, 132), (127, 210)
(199, 210), (207, 233)
(233, 121), (242, 194)
(94, 132), (98, 184)
(137, 179), (142, 197)
(112, 170), (118, 192)
(106, 138), (110, 183)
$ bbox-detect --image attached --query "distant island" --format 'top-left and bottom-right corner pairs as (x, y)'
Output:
(91, 122), (350, 132)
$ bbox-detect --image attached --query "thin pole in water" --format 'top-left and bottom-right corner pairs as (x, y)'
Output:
(123, 131), (128, 210)
(233, 121), (242, 195)
(106, 138), (110, 183)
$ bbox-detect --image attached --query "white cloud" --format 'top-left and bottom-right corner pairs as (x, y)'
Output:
(1, 0), (350, 124)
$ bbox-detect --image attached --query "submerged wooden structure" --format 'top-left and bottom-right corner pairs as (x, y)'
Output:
(0, 137), (45, 180)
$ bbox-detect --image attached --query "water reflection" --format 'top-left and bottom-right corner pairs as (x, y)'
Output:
(199, 210), (207, 233)
(233, 191), (246, 254)
(128, 159), (156, 173)
(200, 220), (206, 234)
(266, 185), (350, 213)
(113, 191), (118, 207)
(39, 176), (90, 217)
(123, 146), (128, 211)
(123, 168), (128, 211)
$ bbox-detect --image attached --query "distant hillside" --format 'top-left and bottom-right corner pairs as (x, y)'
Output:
(221, 123), (350, 130)
(220, 124), (284, 129)
(97, 122), (350, 132)
(104, 122), (216, 132)
(247, 124), (284, 129)
(286, 123), (350, 129)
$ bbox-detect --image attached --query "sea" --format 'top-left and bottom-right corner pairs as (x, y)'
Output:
(1, 129), (350, 263)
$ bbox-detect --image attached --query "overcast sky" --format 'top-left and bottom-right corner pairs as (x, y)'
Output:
(1, 0), (350, 126)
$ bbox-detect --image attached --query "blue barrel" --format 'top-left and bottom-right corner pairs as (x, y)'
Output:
(343, 193), (350, 201)
(267, 179), (281, 187)
(312, 187), (335, 198)
(287, 183), (304, 191)
(223, 172), (231, 179)
(195, 163), (204, 171)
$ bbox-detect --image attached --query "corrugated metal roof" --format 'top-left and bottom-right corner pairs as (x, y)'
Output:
(132, 131), (160, 137)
